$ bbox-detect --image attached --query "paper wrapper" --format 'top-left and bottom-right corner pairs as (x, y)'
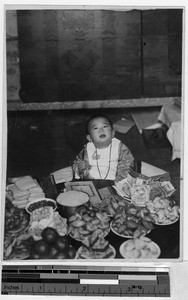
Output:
(131, 184), (150, 207)
(113, 172), (176, 205)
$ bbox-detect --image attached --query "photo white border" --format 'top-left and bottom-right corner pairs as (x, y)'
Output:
(0, 0), (188, 299)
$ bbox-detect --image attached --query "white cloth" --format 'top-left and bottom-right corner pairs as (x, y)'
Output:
(141, 161), (167, 177)
(51, 166), (73, 183)
(87, 137), (120, 180)
(166, 121), (181, 160)
(158, 102), (181, 127)
(158, 102), (181, 160)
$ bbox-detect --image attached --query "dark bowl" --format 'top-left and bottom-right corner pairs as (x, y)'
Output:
(56, 190), (89, 219)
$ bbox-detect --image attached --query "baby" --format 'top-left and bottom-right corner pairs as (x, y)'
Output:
(72, 115), (134, 182)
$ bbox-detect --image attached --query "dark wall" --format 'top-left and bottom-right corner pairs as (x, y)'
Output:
(16, 9), (182, 103)
(142, 9), (182, 96)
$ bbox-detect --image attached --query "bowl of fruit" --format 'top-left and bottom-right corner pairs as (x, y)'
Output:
(29, 227), (76, 259)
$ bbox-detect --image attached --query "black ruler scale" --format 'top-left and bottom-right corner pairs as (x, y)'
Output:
(1, 265), (170, 297)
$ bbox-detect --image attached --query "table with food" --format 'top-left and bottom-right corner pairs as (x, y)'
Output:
(4, 171), (180, 260)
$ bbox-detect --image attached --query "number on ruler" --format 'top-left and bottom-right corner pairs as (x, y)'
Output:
(39, 285), (43, 291)
(133, 285), (142, 290)
(82, 286), (87, 293)
(126, 286), (132, 293)
(132, 285), (143, 294)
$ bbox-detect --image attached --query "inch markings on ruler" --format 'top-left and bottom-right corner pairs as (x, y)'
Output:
(1, 282), (170, 296)
(1, 265), (170, 297)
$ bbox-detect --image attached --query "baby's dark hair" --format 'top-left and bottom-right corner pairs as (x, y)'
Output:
(85, 115), (113, 134)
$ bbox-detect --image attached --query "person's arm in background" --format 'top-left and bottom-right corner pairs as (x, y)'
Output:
(115, 142), (134, 182)
(72, 146), (90, 179)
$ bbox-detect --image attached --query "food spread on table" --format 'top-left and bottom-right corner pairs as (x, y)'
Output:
(76, 232), (116, 259)
(5, 199), (30, 234)
(56, 190), (89, 207)
(96, 194), (129, 216)
(29, 227), (76, 259)
(4, 232), (33, 260)
(26, 199), (67, 240)
(146, 197), (179, 225)
(3, 171), (180, 260)
(4, 198), (32, 259)
(6, 175), (45, 209)
(25, 198), (57, 213)
(111, 203), (154, 238)
(67, 204), (111, 241)
(119, 236), (161, 259)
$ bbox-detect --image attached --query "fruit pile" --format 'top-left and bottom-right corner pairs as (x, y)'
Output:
(30, 227), (76, 259)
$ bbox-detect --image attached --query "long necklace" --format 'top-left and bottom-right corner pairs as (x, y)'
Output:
(95, 142), (112, 180)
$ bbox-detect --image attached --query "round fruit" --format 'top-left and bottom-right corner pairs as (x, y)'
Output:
(42, 227), (59, 245)
(48, 246), (58, 259)
(67, 246), (76, 259)
(54, 236), (69, 252)
(33, 240), (51, 256)
(55, 252), (69, 259)
(30, 252), (40, 259)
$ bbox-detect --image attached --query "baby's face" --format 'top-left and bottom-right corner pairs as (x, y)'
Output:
(87, 117), (114, 148)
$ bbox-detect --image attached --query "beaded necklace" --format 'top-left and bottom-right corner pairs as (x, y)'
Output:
(95, 142), (112, 180)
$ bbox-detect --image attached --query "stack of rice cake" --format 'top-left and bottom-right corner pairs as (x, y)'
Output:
(6, 175), (45, 209)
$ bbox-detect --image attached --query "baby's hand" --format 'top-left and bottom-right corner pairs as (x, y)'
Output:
(77, 159), (86, 172)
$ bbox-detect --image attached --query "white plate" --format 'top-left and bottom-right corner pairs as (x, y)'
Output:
(154, 216), (179, 226)
(119, 239), (161, 259)
(76, 245), (116, 259)
(110, 221), (151, 239)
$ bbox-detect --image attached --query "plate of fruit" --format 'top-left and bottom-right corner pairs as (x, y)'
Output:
(29, 227), (76, 259)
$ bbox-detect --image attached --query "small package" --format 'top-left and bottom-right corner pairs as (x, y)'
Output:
(131, 184), (150, 207)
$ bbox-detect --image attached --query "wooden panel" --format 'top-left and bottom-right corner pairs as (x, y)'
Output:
(17, 9), (141, 103)
(7, 97), (177, 111)
(168, 9), (182, 76)
(15, 8), (182, 104)
(6, 10), (21, 101)
(142, 9), (182, 97)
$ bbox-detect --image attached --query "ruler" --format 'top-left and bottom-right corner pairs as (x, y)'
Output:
(1, 265), (170, 297)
